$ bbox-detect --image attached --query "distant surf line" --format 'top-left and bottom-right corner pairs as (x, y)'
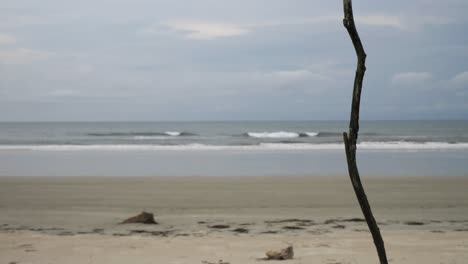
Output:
(1, 141), (468, 151)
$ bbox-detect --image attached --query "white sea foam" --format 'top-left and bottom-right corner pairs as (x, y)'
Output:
(132, 131), (182, 139)
(1, 141), (468, 151)
(261, 142), (468, 150)
(358, 141), (468, 150)
(247, 131), (300, 138)
(305, 132), (319, 137)
(165, 131), (181, 136)
(133, 136), (169, 140)
(246, 131), (319, 138)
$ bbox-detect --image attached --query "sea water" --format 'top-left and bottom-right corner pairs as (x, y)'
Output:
(0, 121), (467, 176)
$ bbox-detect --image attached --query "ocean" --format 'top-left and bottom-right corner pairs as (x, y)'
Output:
(0, 121), (467, 177)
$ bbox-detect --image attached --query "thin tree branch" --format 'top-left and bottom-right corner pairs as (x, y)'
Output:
(342, 1), (388, 263)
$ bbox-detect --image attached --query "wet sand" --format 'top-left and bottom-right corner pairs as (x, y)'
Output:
(1, 176), (468, 263)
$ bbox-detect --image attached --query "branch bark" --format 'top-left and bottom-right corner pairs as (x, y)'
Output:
(342, 1), (388, 263)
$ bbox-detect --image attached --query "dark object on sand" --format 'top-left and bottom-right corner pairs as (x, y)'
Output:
(208, 224), (230, 229)
(260, 230), (279, 234)
(332, 224), (346, 229)
(282, 226), (304, 230)
(232, 228), (249, 233)
(130, 229), (173, 236)
(404, 221), (426, 226)
(265, 246), (294, 260)
(341, 1), (388, 263)
(265, 219), (314, 224)
(324, 218), (366, 224)
(202, 260), (230, 264)
(121, 211), (158, 224)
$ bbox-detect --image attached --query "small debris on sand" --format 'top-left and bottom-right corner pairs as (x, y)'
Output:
(324, 218), (365, 224)
(129, 229), (173, 237)
(121, 212), (158, 225)
(282, 226), (304, 230)
(265, 219), (314, 224)
(112, 233), (130, 236)
(265, 246), (294, 260)
(232, 228), (249, 233)
(260, 230), (279, 234)
(208, 224), (230, 229)
(332, 224), (346, 229)
(404, 221), (426, 226)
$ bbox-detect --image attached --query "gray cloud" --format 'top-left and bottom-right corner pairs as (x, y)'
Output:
(391, 72), (433, 86)
(0, 0), (467, 121)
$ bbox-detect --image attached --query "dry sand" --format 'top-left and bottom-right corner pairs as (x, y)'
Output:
(1, 176), (468, 263)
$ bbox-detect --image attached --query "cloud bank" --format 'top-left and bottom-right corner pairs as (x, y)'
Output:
(0, 0), (467, 121)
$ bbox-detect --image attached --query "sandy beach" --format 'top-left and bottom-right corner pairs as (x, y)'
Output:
(1, 176), (468, 263)
(2, 0), (468, 262)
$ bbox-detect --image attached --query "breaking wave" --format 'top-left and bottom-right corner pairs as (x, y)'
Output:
(245, 131), (319, 138)
(88, 131), (197, 137)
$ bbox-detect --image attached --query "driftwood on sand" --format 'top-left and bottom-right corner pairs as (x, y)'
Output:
(121, 211), (158, 224)
(265, 246), (294, 260)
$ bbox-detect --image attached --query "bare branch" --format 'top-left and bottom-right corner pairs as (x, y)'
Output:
(342, 1), (388, 263)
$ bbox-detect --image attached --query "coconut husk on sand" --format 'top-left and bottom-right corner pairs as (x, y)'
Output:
(121, 211), (158, 224)
(265, 246), (294, 260)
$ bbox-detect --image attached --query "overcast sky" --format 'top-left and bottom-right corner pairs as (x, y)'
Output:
(0, 0), (467, 121)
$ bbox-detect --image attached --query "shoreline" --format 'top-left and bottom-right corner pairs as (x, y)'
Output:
(2, 149), (467, 177)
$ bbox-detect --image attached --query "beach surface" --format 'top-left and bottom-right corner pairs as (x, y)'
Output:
(1, 176), (468, 263)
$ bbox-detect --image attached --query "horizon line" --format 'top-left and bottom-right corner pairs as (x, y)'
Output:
(0, 119), (467, 123)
